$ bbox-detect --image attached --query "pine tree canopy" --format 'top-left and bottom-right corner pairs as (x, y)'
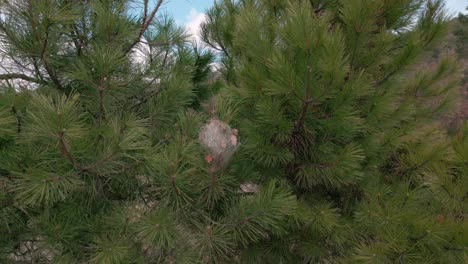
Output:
(0, 0), (466, 263)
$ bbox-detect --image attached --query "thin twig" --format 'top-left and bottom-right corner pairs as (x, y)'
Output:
(58, 130), (81, 170)
(11, 106), (21, 133)
(40, 27), (65, 91)
(25, 0), (64, 91)
(0, 73), (46, 85)
(130, 86), (163, 109)
(125, 0), (164, 54)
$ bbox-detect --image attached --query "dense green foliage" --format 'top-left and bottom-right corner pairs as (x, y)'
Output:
(0, 0), (466, 263)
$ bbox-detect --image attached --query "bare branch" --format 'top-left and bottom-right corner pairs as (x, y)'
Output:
(0, 73), (46, 84)
(58, 130), (81, 170)
(40, 26), (65, 91)
(125, 0), (164, 53)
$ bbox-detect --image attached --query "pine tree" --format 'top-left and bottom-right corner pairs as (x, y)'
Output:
(0, 0), (216, 263)
(0, 0), (466, 263)
(200, 0), (467, 263)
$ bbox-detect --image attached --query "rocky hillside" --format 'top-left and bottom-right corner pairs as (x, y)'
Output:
(430, 13), (468, 130)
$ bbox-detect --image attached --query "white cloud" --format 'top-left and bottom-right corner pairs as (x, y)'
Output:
(185, 8), (206, 45)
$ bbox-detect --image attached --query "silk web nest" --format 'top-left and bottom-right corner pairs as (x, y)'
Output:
(199, 119), (239, 171)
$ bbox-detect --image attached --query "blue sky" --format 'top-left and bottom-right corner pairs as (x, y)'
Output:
(157, 0), (216, 40)
(445, 0), (468, 15)
(160, 0), (215, 24)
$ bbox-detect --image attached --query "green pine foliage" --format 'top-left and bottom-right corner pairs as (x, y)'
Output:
(0, 0), (466, 263)
(201, 0), (466, 263)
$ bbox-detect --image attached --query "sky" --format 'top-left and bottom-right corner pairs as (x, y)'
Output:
(446, 0), (468, 15)
(160, 0), (467, 40)
(160, 0), (215, 40)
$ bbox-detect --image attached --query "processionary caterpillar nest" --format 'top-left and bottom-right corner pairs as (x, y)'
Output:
(199, 119), (239, 171)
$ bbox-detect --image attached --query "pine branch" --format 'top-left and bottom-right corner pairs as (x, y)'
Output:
(138, 186), (151, 208)
(409, 231), (429, 242)
(217, 41), (230, 60)
(291, 64), (313, 155)
(58, 129), (82, 170)
(10, 106), (21, 133)
(443, 246), (464, 251)
(376, 68), (399, 86)
(98, 76), (106, 122)
(40, 26), (64, 91)
(125, 0), (164, 54)
(296, 69), (312, 127)
(32, 57), (46, 83)
(26, 0), (64, 91)
(68, 24), (83, 56)
(99, 88), (105, 121)
(0, 73), (46, 85)
(80, 152), (118, 174)
(130, 85), (163, 109)
(143, 0), (149, 26)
